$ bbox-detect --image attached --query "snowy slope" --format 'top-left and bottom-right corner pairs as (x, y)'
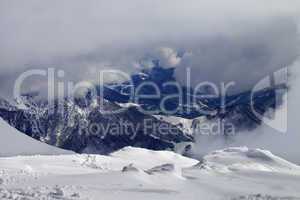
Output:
(193, 147), (300, 174)
(0, 147), (300, 200)
(111, 146), (197, 168)
(0, 118), (72, 157)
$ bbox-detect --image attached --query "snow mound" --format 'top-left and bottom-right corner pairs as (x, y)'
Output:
(195, 147), (300, 174)
(0, 118), (72, 157)
(111, 146), (198, 169)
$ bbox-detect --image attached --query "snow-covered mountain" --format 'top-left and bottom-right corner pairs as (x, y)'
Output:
(0, 96), (192, 154)
(0, 64), (284, 157)
(0, 64), (286, 158)
(102, 66), (281, 127)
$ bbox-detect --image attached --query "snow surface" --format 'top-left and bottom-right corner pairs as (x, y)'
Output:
(0, 117), (300, 199)
(0, 118), (72, 157)
(0, 146), (300, 200)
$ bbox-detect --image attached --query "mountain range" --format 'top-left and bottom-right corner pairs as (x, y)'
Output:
(0, 64), (284, 154)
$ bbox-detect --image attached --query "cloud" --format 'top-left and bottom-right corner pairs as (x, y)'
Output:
(175, 18), (299, 93)
(0, 0), (300, 97)
(155, 47), (182, 68)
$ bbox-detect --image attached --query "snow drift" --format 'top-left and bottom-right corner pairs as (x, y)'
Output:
(194, 147), (300, 174)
